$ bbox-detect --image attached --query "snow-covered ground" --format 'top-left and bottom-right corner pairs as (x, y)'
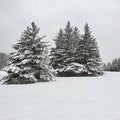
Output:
(0, 72), (120, 120)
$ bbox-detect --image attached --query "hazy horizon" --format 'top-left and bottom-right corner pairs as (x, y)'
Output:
(0, 0), (119, 63)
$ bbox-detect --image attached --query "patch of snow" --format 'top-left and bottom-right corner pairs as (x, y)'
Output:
(3, 65), (20, 74)
(20, 59), (29, 65)
(59, 62), (87, 74)
(0, 72), (120, 120)
(0, 71), (8, 80)
(0, 71), (8, 84)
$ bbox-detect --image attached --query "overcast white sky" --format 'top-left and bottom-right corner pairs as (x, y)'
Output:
(0, 0), (119, 63)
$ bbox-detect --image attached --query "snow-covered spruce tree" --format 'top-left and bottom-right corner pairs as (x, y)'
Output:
(51, 21), (73, 75)
(62, 21), (75, 64)
(80, 23), (103, 75)
(72, 27), (83, 63)
(50, 29), (66, 70)
(51, 21), (87, 76)
(1, 22), (53, 84)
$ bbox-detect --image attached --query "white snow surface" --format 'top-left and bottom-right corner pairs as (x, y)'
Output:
(0, 72), (120, 120)
(0, 71), (8, 80)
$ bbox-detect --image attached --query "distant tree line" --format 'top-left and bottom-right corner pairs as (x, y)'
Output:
(103, 58), (120, 71)
(0, 53), (8, 70)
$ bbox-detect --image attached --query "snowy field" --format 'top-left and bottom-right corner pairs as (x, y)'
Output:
(0, 72), (120, 120)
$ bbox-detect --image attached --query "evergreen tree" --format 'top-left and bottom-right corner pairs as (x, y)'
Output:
(51, 21), (88, 76)
(111, 58), (119, 71)
(72, 27), (81, 49)
(73, 27), (83, 63)
(81, 23), (103, 75)
(51, 21), (74, 70)
(103, 63), (107, 71)
(1, 22), (53, 84)
(60, 21), (74, 64)
(51, 29), (66, 70)
(107, 62), (112, 71)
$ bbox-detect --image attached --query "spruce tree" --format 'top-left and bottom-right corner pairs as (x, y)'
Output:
(73, 27), (83, 63)
(81, 23), (103, 75)
(51, 21), (87, 76)
(51, 29), (66, 70)
(106, 62), (112, 71)
(51, 21), (74, 70)
(1, 22), (53, 84)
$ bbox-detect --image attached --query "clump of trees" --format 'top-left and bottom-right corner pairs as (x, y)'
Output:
(1, 22), (54, 84)
(103, 58), (120, 71)
(1, 21), (103, 84)
(50, 21), (103, 76)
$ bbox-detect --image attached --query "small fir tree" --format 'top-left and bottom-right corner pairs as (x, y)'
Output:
(1, 22), (53, 84)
